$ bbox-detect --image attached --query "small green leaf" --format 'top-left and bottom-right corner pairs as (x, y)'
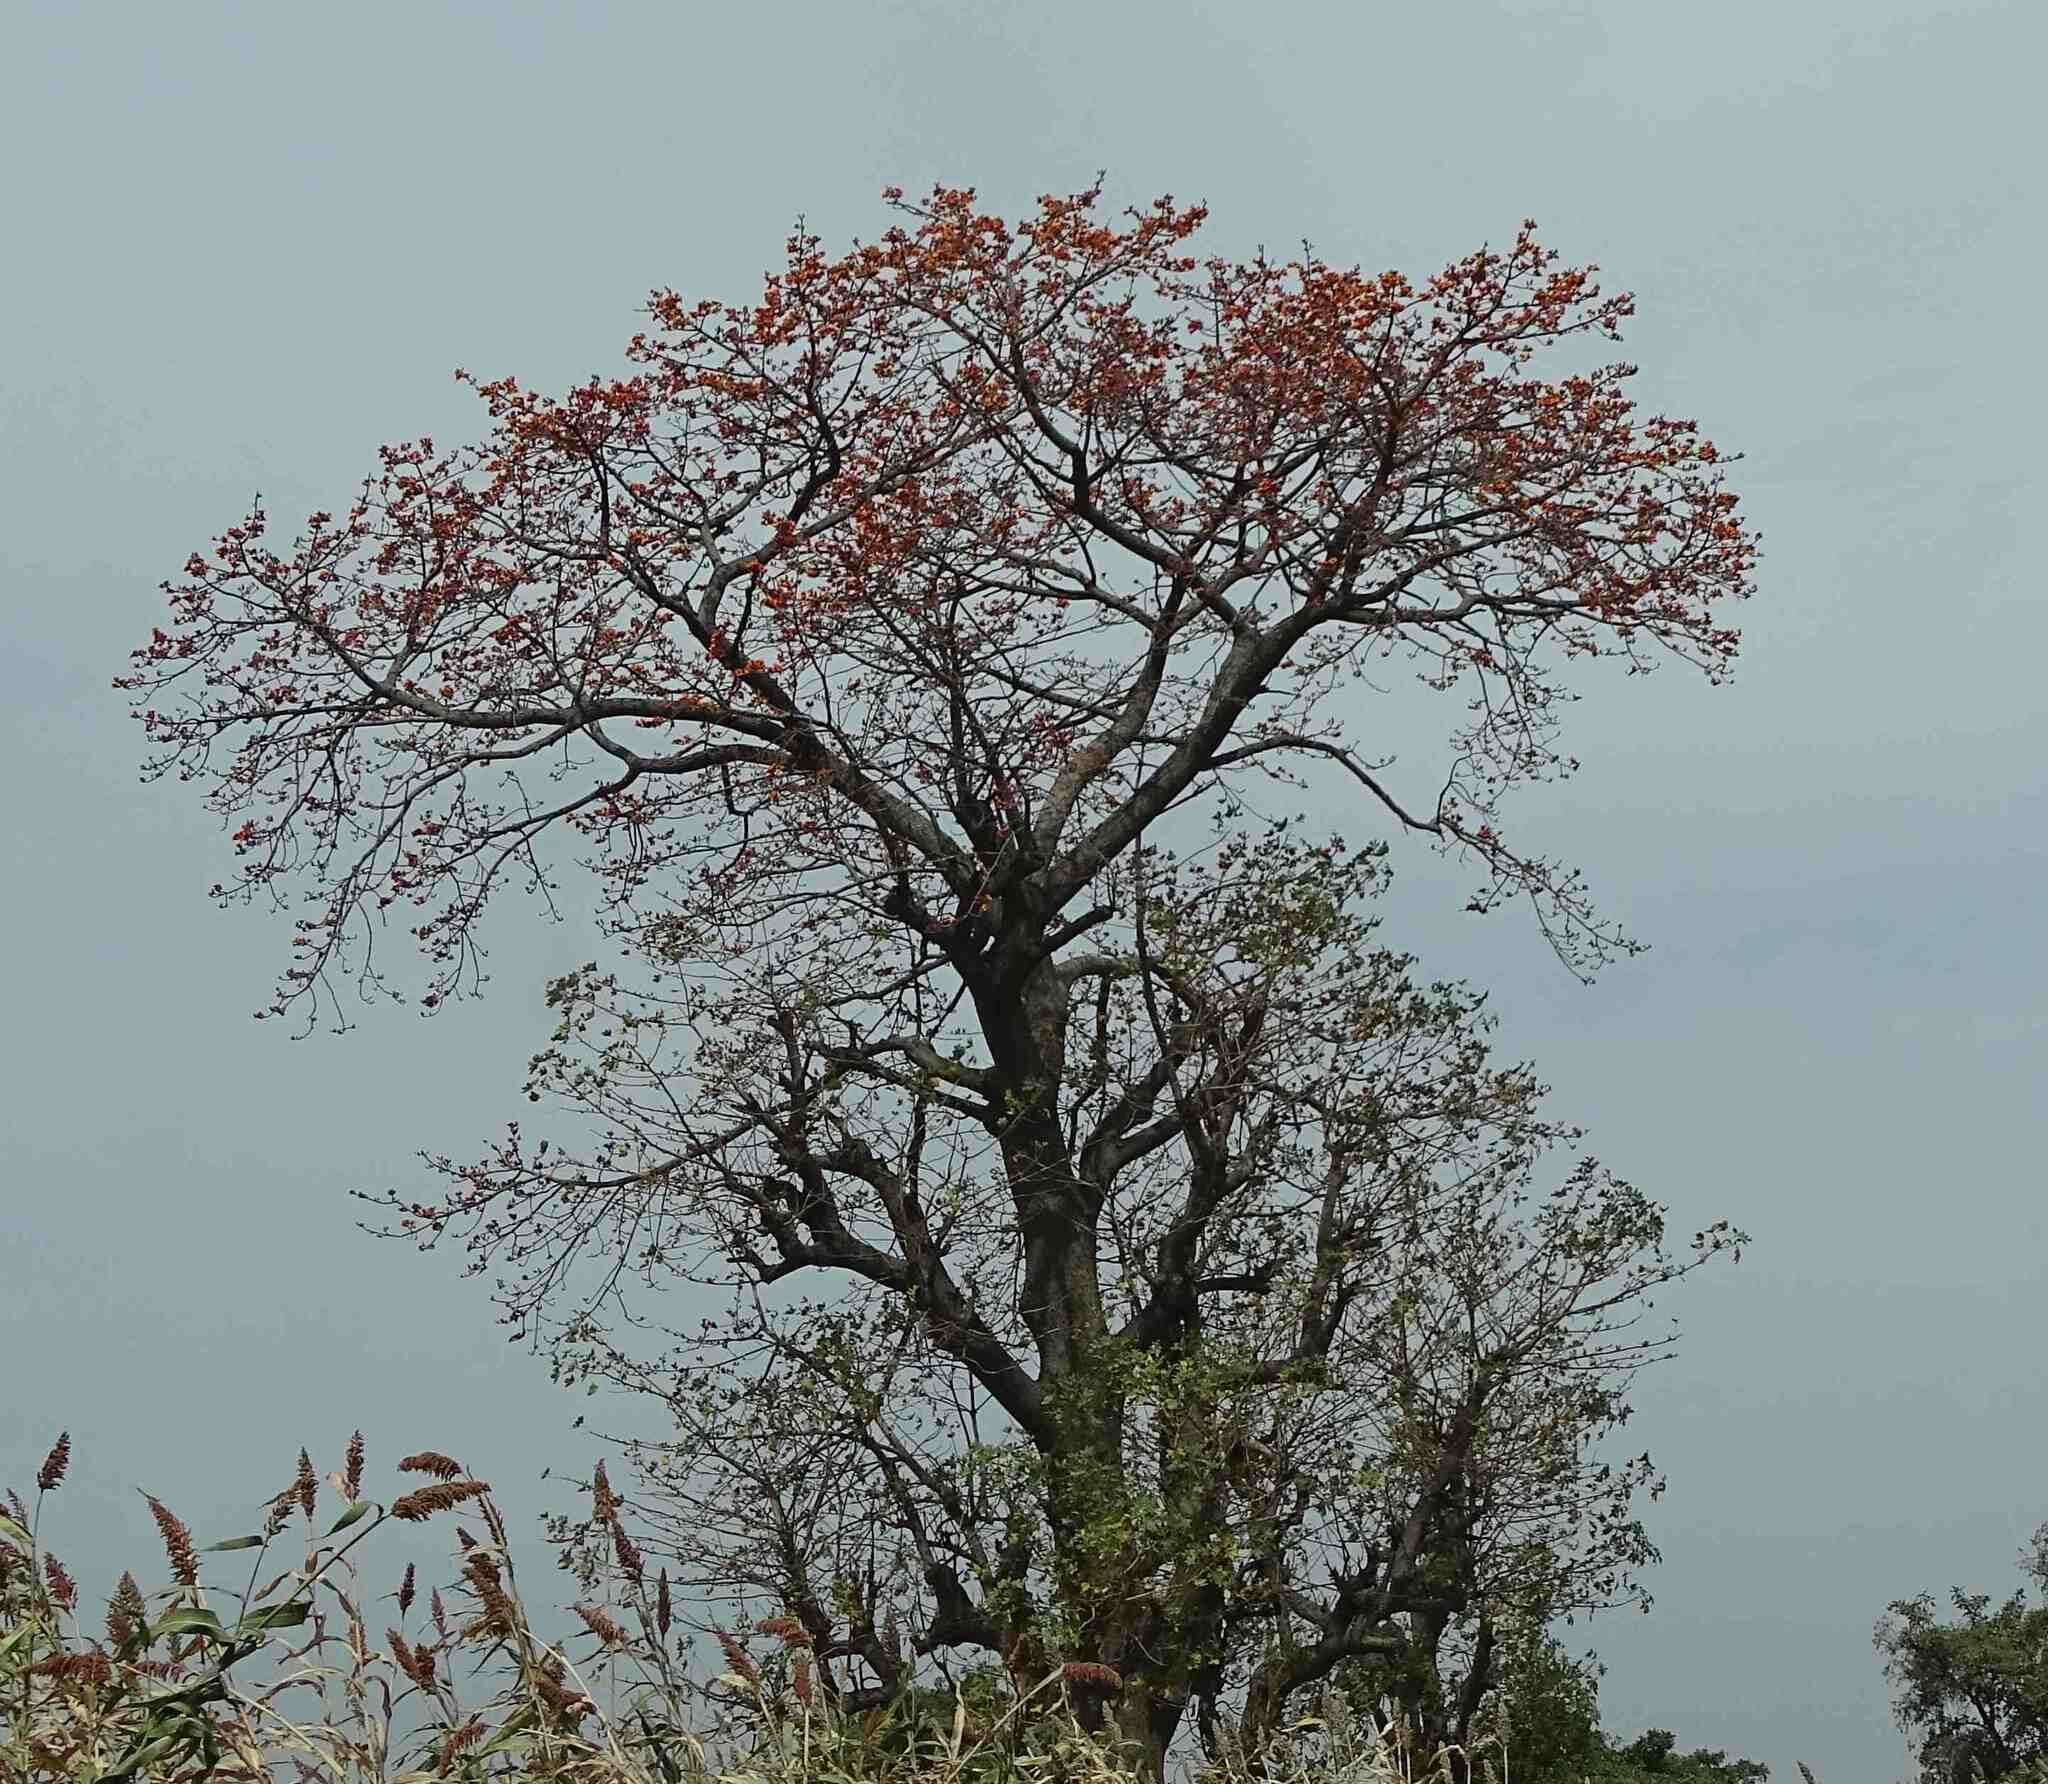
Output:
(326, 1499), (376, 1535)
(0, 1513), (31, 1545)
(237, 1599), (312, 1635)
(154, 1607), (227, 1639)
(206, 1534), (266, 1552)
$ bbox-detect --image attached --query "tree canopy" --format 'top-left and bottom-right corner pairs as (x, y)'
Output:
(122, 184), (1758, 1784)
(1876, 1525), (2048, 1784)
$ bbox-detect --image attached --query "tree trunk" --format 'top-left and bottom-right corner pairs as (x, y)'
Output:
(1099, 1686), (1183, 1784)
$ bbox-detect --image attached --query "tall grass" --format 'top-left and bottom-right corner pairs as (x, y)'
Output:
(3, 1429), (1449, 1784)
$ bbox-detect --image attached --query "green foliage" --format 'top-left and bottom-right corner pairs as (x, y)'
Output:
(1361, 1622), (1769, 1784)
(1589, 1728), (1769, 1784)
(1876, 1523), (2048, 1784)
(1477, 1628), (1606, 1784)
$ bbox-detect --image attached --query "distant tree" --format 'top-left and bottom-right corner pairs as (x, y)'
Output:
(1322, 1611), (1601, 1783)
(1876, 1524), (2048, 1784)
(1343, 1616), (1767, 1784)
(121, 184), (1757, 1784)
(1595, 1727), (1769, 1784)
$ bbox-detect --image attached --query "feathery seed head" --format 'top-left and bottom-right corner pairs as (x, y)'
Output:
(35, 1431), (70, 1493)
(43, 1553), (77, 1611)
(390, 1480), (488, 1522)
(145, 1495), (199, 1586)
(396, 1450), (465, 1481)
(712, 1625), (760, 1686)
(610, 1517), (644, 1585)
(575, 1601), (629, 1646)
(757, 1613), (812, 1648)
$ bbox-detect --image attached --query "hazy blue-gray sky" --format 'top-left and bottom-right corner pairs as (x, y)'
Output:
(3, 2), (2041, 1779)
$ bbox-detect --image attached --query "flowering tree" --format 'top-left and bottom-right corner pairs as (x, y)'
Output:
(123, 186), (1756, 1783)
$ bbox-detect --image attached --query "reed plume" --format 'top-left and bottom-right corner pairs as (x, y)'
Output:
(144, 1495), (198, 1587)
(396, 1561), (416, 1618)
(712, 1625), (760, 1687)
(42, 1555), (77, 1612)
(35, 1432), (70, 1493)
(396, 1451), (464, 1482)
(390, 1481), (488, 1522)
(610, 1518), (644, 1585)
(342, 1430), (365, 1501)
(103, 1572), (147, 1651)
(437, 1716), (487, 1766)
(574, 1602), (629, 1647)
(656, 1568), (672, 1639)
(387, 1629), (432, 1691)
(263, 1486), (294, 1538)
(29, 1652), (109, 1686)
(534, 1662), (593, 1725)
(294, 1448), (318, 1520)
(459, 1550), (515, 1636)
(756, 1614), (811, 1648)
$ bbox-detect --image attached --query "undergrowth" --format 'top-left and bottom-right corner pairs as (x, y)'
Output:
(1, 1430), (1442, 1784)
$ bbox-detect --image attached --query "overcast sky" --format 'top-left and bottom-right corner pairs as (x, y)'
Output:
(3, 3), (2042, 1779)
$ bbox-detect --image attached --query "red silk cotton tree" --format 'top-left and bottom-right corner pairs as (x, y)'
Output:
(123, 187), (1756, 1782)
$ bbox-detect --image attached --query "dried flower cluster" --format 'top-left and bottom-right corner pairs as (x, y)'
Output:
(104, 1572), (146, 1650)
(755, 1614), (812, 1648)
(386, 1627), (439, 1692)
(41, 1555), (76, 1612)
(390, 1480), (489, 1522)
(460, 1548), (515, 1639)
(35, 1433), (69, 1494)
(145, 1494), (198, 1588)
(713, 1626), (761, 1688)
(397, 1451), (466, 1481)
(29, 1652), (109, 1686)
(575, 1601), (630, 1647)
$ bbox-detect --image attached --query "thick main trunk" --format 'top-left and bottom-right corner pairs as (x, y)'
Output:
(968, 938), (1209, 1783)
(972, 945), (1111, 1414)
